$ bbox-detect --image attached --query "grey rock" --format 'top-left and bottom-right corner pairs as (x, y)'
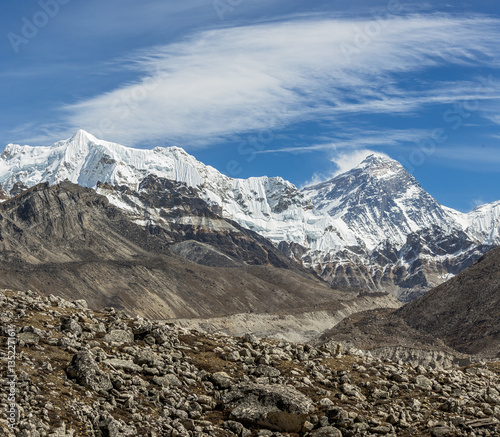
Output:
(210, 372), (234, 389)
(222, 383), (313, 432)
(370, 424), (392, 434)
(17, 332), (40, 345)
(223, 420), (251, 437)
(61, 317), (83, 336)
(103, 329), (134, 344)
(152, 374), (182, 387)
(415, 374), (433, 389)
(73, 299), (88, 309)
(430, 426), (453, 437)
(134, 349), (162, 366)
(66, 351), (112, 394)
(254, 365), (281, 378)
(308, 427), (342, 437)
(104, 359), (142, 373)
(47, 422), (74, 437)
(226, 351), (241, 362)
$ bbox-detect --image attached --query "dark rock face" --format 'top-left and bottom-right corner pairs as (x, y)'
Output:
(170, 240), (239, 267)
(9, 181), (29, 197)
(312, 225), (490, 301)
(99, 175), (302, 269)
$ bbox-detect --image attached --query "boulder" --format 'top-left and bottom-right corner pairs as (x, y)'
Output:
(222, 383), (313, 432)
(103, 329), (134, 344)
(66, 351), (112, 394)
(104, 359), (142, 373)
(309, 427), (343, 437)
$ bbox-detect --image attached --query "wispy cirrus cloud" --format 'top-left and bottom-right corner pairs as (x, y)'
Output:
(256, 128), (430, 154)
(57, 14), (500, 147)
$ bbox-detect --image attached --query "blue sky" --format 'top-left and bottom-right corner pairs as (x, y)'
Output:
(1, 0), (499, 212)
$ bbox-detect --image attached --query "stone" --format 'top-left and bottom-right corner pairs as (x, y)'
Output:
(66, 351), (112, 394)
(223, 420), (251, 437)
(226, 351), (241, 362)
(254, 364), (281, 378)
(309, 427), (343, 437)
(134, 349), (162, 366)
(47, 422), (74, 437)
(103, 329), (134, 344)
(152, 374), (182, 387)
(210, 372), (234, 389)
(17, 331), (40, 345)
(370, 425), (392, 434)
(222, 383), (313, 432)
(104, 359), (142, 373)
(416, 375), (433, 389)
(61, 317), (83, 336)
(430, 426), (453, 437)
(73, 299), (88, 309)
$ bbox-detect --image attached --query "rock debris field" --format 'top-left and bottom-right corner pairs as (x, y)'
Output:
(1, 289), (499, 437)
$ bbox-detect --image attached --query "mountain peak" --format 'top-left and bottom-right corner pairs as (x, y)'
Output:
(69, 129), (99, 144)
(357, 153), (401, 170)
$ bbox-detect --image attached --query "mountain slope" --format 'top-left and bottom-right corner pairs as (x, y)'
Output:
(397, 246), (500, 358)
(1, 131), (498, 299)
(0, 179), (393, 322)
(317, 245), (500, 362)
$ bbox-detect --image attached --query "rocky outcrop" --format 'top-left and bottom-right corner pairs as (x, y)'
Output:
(1, 288), (500, 436)
(170, 240), (239, 268)
(65, 351), (113, 395)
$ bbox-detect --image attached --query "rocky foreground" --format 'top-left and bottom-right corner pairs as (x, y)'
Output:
(1, 289), (500, 437)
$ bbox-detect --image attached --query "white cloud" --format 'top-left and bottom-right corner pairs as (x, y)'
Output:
(61, 14), (500, 147)
(257, 128), (430, 155)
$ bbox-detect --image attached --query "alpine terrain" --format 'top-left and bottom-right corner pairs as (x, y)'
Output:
(1, 130), (498, 301)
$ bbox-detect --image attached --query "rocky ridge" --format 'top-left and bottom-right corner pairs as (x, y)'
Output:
(1, 289), (500, 437)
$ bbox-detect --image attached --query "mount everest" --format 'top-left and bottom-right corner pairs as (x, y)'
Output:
(1, 129), (498, 300)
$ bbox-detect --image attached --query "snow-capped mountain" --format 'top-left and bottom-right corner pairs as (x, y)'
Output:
(0, 130), (498, 299)
(0, 130), (357, 249)
(302, 154), (458, 250)
(301, 154), (498, 298)
(465, 201), (500, 246)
